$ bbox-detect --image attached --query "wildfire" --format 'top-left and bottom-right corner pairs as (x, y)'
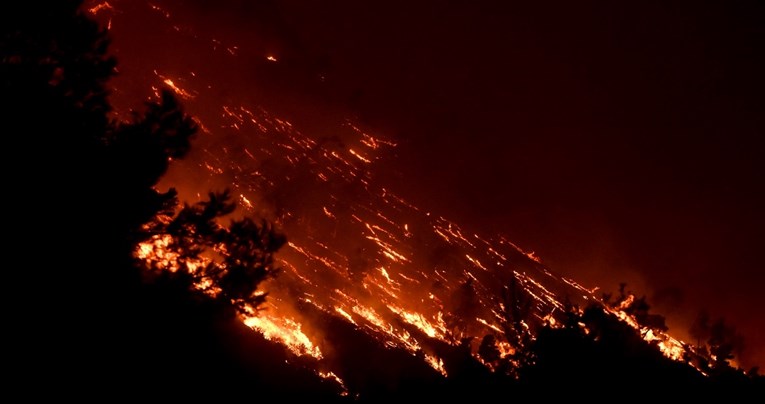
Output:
(162, 78), (195, 100)
(137, 234), (211, 284)
(102, 0), (706, 396)
(425, 354), (447, 377)
(243, 310), (323, 359)
(387, 304), (447, 340)
(602, 296), (687, 361)
(318, 371), (349, 396)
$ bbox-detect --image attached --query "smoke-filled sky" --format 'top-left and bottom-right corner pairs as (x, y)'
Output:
(98, 0), (764, 367)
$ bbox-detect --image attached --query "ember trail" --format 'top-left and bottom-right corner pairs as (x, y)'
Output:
(85, 0), (757, 396)
(126, 46), (690, 394)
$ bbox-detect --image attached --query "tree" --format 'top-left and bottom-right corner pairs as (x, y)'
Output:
(501, 277), (533, 347)
(2, 1), (287, 393)
(604, 283), (667, 335)
(623, 295), (668, 334)
(690, 309), (712, 349)
(478, 334), (501, 365)
(444, 278), (480, 339)
(688, 310), (746, 373)
(2, 1), (194, 290)
(156, 190), (286, 314)
(707, 318), (744, 371)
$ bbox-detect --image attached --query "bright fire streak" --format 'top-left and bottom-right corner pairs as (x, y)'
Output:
(366, 279), (400, 300)
(335, 307), (357, 325)
(163, 78), (194, 99)
(387, 305), (447, 340)
(353, 304), (388, 331)
(318, 371), (349, 396)
(88, 1), (114, 14)
(562, 277), (598, 294)
(524, 251), (541, 263)
(500, 237), (542, 263)
(521, 274), (565, 310)
(465, 254), (488, 271)
(378, 267), (399, 287)
(349, 149), (371, 163)
(366, 236), (409, 263)
(425, 354), (447, 377)
(350, 303), (421, 352)
(266, 55), (278, 62)
(243, 313), (322, 359)
(239, 194), (254, 210)
(602, 297), (687, 361)
(288, 242), (345, 274)
(476, 317), (503, 334)
(434, 228), (452, 243)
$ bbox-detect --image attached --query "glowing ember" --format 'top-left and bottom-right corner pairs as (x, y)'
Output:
(88, 1), (114, 14)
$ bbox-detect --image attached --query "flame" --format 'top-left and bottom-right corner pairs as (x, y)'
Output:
(388, 305), (447, 340)
(318, 371), (349, 396)
(243, 309), (323, 359)
(425, 354), (447, 377)
(162, 78), (195, 100)
(131, 60), (698, 395)
(602, 295), (687, 361)
(99, 1), (705, 395)
(137, 234), (207, 278)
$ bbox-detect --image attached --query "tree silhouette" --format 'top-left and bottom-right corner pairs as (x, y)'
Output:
(501, 277), (533, 344)
(603, 283), (668, 335)
(624, 295), (668, 334)
(156, 190), (286, 314)
(707, 318), (744, 371)
(444, 278), (480, 339)
(478, 334), (501, 366)
(690, 309), (712, 350)
(6, 1), (765, 398)
(2, 2), (296, 395)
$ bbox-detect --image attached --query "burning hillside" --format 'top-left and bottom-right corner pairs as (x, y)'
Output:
(78, 0), (760, 397)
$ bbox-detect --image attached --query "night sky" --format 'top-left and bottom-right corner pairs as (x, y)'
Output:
(103, 0), (764, 367)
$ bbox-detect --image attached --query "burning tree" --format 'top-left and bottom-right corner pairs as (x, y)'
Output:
(688, 310), (746, 374)
(142, 190), (287, 315)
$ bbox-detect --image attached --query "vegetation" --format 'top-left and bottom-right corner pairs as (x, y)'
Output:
(3, 1), (337, 398)
(4, 1), (762, 399)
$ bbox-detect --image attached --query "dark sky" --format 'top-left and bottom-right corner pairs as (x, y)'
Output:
(104, 0), (765, 367)
(269, 0), (765, 367)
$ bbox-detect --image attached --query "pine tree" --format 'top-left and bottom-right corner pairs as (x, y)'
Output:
(2, 1), (285, 393)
